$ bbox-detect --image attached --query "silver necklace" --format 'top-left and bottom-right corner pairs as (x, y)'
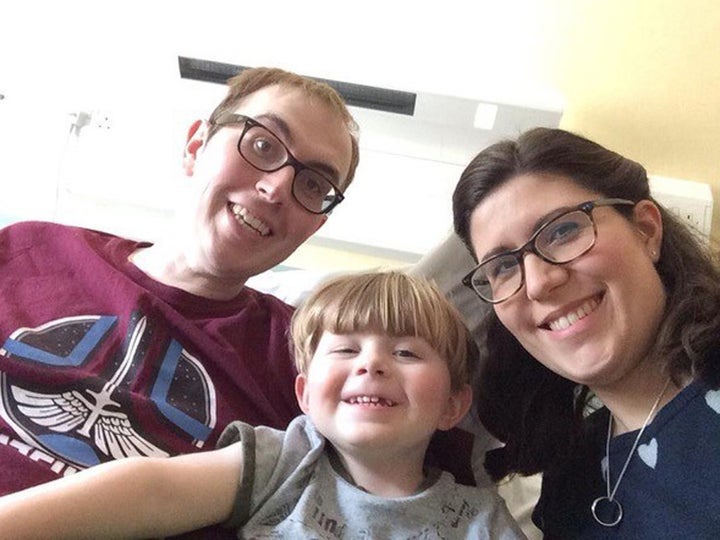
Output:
(591, 378), (671, 527)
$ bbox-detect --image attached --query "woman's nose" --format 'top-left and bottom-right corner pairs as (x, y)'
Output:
(522, 253), (570, 301)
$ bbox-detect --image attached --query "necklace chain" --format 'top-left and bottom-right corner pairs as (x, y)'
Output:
(591, 378), (671, 527)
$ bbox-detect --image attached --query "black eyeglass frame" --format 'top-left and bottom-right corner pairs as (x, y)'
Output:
(462, 198), (636, 304)
(211, 113), (345, 215)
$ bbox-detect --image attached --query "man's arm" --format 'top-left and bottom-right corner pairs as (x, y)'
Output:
(0, 442), (243, 539)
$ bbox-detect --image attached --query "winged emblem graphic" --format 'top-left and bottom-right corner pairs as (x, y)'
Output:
(8, 316), (168, 461)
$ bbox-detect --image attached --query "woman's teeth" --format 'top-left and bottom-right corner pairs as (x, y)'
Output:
(548, 297), (600, 331)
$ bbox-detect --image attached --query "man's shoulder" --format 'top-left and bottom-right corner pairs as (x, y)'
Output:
(1, 220), (141, 269)
(3, 220), (68, 239)
(3, 220), (129, 244)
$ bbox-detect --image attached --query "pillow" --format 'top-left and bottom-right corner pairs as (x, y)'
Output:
(408, 232), (489, 338)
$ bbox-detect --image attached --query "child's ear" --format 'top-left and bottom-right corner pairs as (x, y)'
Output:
(437, 384), (473, 431)
(295, 374), (311, 414)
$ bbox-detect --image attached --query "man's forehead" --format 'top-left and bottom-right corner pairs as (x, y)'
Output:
(232, 84), (311, 128)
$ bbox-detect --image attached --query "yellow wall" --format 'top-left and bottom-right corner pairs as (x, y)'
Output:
(294, 0), (720, 269)
(285, 241), (411, 272)
(540, 0), (720, 243)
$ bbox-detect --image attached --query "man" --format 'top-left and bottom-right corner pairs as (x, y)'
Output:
(0, 68), (358, 535)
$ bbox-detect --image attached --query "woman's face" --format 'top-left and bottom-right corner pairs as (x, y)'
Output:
(468, 173), (666, 391)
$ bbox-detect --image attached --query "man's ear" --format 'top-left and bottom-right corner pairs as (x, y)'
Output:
(182, 119), (208, 177)
(632, 199), (663, 262)
(437, 384), (473, 431)
(295, 374), (311, 414)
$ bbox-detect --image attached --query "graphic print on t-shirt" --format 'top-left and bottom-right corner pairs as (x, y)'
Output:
(0, 311), (217, 472)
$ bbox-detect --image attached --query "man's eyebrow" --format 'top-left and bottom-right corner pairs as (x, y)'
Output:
(255, 113), (293, 142)
(255, 113), (342, 182)
(479, 203), (580, 262)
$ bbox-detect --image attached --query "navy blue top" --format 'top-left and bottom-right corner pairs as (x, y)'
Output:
(534, 380), (720, 539)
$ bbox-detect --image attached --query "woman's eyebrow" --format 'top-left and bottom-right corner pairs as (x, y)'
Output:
(479, 203), (580, 262)
(532, 206), (569, 231)
(481, 244), (514, 262)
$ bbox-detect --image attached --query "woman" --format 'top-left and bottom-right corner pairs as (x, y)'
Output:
(452, 127), (720, 538)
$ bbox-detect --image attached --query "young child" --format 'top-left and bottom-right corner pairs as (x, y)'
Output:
(0, 271), (524, 539)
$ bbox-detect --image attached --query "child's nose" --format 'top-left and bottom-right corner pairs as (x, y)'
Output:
(354, 353), (388, 376)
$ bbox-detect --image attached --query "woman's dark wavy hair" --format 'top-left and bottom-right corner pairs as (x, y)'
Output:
(452, 127), (720, 480)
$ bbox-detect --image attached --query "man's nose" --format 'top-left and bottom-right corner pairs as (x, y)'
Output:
(255, 165), (294, 203)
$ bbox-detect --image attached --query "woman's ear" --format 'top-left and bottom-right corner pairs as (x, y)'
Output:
(633, 199), (663, 262)
(295, 374), (311, 415)
(182, 119), (208, 176)
(437, 384), (473, 431)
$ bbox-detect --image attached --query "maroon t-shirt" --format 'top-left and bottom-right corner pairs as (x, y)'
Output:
(0, 221), (301, 496)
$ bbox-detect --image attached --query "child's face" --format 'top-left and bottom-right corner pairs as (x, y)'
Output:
(295, 330), (471, 458)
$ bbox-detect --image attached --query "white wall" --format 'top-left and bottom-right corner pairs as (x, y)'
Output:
(1, 83), (561, 260)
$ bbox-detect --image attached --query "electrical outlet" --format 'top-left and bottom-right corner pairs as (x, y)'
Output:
(650, 176), (713, 242)
(668, 206), (705, 233)
(90, 110), (112, 130)
(684, 210), (705, 231)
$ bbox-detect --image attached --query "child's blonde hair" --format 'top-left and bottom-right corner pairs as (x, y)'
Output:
(291, 271), (477, 391)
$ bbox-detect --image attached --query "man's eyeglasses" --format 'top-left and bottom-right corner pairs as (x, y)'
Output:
(211, 113), (345, 215)
(463, 198), (636, 304)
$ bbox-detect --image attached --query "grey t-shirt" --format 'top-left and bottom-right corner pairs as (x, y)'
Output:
(218, 415), (526, 539)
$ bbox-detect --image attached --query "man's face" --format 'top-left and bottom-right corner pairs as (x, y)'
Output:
(181, 84), (353, 283)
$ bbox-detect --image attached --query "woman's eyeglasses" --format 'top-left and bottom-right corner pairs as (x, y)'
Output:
(463, 198), (635, 304)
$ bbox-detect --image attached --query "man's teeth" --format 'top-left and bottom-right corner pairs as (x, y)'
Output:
(231, 204), (270, 236)
(347, 396), (396, 407)
(548, 298), (600, 331)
